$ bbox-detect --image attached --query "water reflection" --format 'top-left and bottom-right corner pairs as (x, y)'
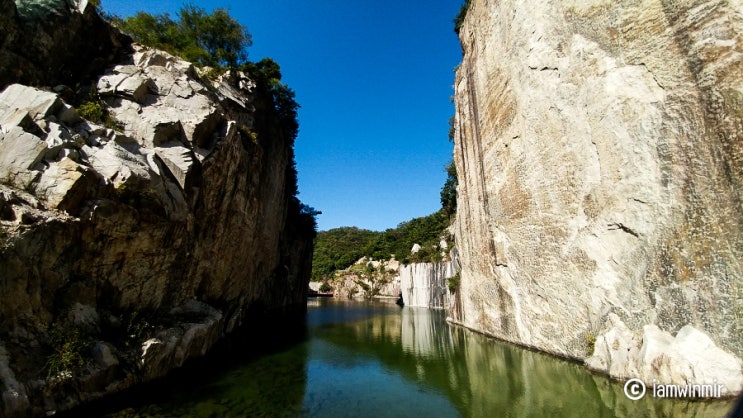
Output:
(77, 314), (311, 418)
(316, 301), (734, 417)
(95, 299), (734, 417)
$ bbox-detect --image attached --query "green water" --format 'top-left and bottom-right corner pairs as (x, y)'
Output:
(99, 299), (734, 417)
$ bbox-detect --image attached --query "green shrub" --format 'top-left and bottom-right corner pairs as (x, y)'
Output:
(238, 124), (258, 144)
(46, 325), (92, 379)
(453, 0), (472, 35)
(240, 58), (300, 141)
(200, 66), (223, 82)
(447, 273), (461, 293)
(78, 101), (104, 123)
(585, 332), (597, 354)
(114, 5), (251, 68)
(441, 160), (458, 218)
(78, 99), (124, 132)
(319, 282), (332, 293)
(448, 116), (455, 142)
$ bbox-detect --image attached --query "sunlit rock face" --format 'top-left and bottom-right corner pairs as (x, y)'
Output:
(328, 255), (457, 307)
(0, 2), (313, 416)
(399, 250), (458, 308)
(451, 0), (743, 392)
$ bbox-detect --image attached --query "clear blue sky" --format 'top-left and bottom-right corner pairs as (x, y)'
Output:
(103, 0), (463, 231)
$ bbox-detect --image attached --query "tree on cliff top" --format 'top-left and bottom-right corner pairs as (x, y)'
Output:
(440, 160), (457, 219)
(111, 7), (299, 140)
(112, 4), (251, 68)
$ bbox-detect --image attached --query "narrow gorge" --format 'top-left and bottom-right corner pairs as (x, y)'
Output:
(2, 0), (743, 415)
(451, 0), (743, 394)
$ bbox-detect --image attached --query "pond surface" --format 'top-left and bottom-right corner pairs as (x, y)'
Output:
(99, 298), (734, 417)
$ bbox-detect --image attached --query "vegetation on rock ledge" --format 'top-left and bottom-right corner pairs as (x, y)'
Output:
(441, 160), (458, 219)
(111, 5), (251, 68)
(45, 323), (92, 380)
(453, 0), (472, 35)
(111, 4), (315, 232)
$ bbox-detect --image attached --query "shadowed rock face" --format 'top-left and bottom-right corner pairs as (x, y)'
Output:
(1, 0), (132, 87)
(451, 0), (742, 393)
(0, 2), (314, 416)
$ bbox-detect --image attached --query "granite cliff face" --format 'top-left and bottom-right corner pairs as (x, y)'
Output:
(323, 248), (457, 308)
(399, 250), (458, 309)
(452, 0), (743, 393)
(0, 1), (314, 416)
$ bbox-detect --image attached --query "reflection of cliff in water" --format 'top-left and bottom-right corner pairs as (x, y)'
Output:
(317, 307), (734, 417)
(70, 317), (311, 417)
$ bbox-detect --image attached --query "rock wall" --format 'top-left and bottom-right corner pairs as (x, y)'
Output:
(0, 2), (314, 416)
(1, 0), (132, 87)
(399, 250), (458, 308)
(452, 0), (743, 394)
(326, 254), (458, 309)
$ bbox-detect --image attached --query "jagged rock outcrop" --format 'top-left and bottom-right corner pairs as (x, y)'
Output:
(451, 0), (743, 395)
(329, 258), (402, 299)
(585, 313), (743, 393)
(0, 2), (314, 416)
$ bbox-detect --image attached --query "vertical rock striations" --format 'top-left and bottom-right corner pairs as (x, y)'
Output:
(0, 1), (314, 416)
(400, 250), (458, 309)
(452, 0), (743, 393)
(327, 254), (458, 308)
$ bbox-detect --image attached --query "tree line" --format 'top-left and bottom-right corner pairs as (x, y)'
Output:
(312, 161), (458, 281)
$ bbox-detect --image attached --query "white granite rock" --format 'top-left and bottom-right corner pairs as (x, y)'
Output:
(452, 0), (743, 391)
(0, 126), (46, 189)
(400, 261), (455, 309)
(588, 315), (743, 396)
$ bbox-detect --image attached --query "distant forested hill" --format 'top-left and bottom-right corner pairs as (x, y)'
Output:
(311, 209), (452, 280)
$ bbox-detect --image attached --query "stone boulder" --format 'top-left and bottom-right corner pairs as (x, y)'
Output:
(587, 315), (743, 396)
